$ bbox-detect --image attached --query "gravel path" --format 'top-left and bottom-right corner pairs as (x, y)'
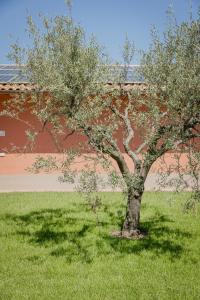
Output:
(0, 173), (195, 192)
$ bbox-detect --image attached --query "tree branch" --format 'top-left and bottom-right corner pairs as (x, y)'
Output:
(111, 101), (141, 173)
(135, 141), (147, 154)
(81, 123), (130, 177)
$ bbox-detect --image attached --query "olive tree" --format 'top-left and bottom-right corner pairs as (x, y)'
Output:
(9, 10), (200, 237)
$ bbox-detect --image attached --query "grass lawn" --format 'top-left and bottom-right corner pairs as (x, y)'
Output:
(0, 192), (200, 300)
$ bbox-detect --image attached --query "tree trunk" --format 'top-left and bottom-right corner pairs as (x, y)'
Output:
(122, 177), (145, 233)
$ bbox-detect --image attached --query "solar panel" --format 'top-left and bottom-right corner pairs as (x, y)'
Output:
(105, 65), (143, 83)
(0, 65), (23, 70)
(0, 75), (14, 82)
(0, 65), (28, 83)
(0, 70), (21, 75)
(0, 64), (143, 83)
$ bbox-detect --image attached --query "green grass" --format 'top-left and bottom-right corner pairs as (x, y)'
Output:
(0, 192), (200, 300)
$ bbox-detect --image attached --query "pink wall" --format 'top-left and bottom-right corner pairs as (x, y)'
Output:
(0, 152), (190, 175)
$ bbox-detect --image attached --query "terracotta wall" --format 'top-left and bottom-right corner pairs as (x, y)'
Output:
(0, 93), (143, 154)
(0, 93), (89, 153)
(0, 92), (196, 176)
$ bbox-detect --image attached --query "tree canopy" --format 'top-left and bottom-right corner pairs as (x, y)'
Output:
(8, 8), (200, 237)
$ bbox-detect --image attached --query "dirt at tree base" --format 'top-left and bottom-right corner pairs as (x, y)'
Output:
(111, 229), (147, 240)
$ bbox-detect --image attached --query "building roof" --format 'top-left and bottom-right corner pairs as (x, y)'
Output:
(0, 64), (144, 93)
(0, 82), (35, 93)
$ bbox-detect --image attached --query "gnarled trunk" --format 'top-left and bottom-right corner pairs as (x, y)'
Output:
(122, 177), (145, 233)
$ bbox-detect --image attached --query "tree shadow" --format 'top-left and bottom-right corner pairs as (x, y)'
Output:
(101, 214), (192, 261)
(1, 208), (193, 263)
(2, 208), (103, 263)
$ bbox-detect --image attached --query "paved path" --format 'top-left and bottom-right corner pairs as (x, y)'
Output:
(0, 173), (195, 192)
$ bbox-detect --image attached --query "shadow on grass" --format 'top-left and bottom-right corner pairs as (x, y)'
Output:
(102, 216), (191, 261)
(1, 207), (193, 263)
(2, 208), (103, 263)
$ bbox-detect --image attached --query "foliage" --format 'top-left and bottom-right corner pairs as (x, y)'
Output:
(8, 6), (200, 230)
(156, 143), (200, 211)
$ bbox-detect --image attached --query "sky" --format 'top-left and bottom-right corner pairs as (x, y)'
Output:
(0, 0), (199, 64)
